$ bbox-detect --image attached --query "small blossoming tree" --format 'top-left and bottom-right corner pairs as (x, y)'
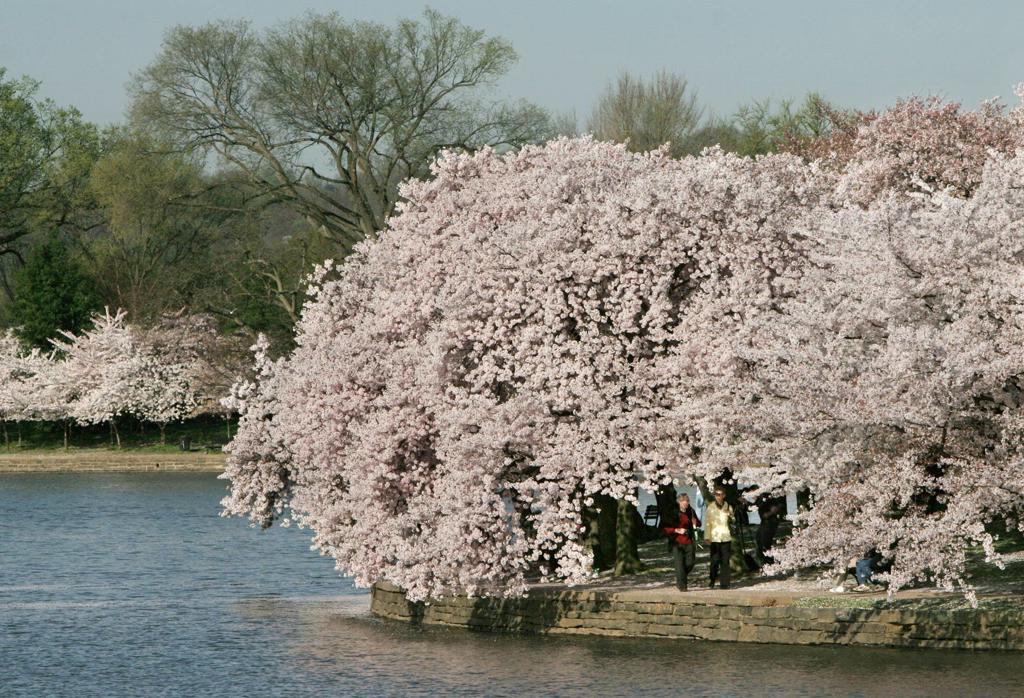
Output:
(50, 309), (143, 447)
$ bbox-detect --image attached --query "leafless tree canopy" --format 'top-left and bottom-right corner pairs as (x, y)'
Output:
(130, 10), (553, 252)
(587, 71), (702, 157)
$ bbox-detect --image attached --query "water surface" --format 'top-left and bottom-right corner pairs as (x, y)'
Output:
(2, 472), (1021, 697)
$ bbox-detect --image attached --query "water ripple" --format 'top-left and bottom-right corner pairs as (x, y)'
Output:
(2, 472), (1023, 698)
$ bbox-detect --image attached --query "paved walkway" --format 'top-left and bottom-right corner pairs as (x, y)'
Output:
(538, 539), (1024, 605)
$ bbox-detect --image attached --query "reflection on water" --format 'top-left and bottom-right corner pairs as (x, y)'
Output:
(253, 597), (1024, 698)
(2, 473), (1023, 697)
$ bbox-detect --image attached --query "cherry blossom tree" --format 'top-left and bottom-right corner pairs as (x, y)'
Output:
(0, 331), (24, 446)
(2, 308), (243, 447)
(19, 347), (72, 447)
(222, 137), (825, 599)
(786, 92), (1024, 203)
(0, 331), (48, 447)
(49, 309), (140, 447)
(220, 335), (291, 527)
(137, 312), (247, 440)
(222, 91), (1024, 602)
(130, 355), (196, 444)
(693, 152), (1024, 601)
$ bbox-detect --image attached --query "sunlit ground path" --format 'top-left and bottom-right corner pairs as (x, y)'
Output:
(374, 537), (1024, 650)
(538, 537), (1024, 611)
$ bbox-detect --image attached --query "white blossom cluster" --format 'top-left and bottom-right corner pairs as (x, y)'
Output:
(222, 138), (825, 599)
(0, 309), (240, 443)
(223, 94), (1024, 602)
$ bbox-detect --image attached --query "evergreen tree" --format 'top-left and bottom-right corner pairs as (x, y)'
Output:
(7, 231), (100, 348)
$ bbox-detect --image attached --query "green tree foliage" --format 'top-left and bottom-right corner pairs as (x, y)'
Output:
(6, 231), (100, 348)
(584, 75), (853, 160)
(0, 69), (101, 257)
(86, 131), (225, 321)
(130, 9), (553, 252)
(205, 212), (333, 349)
(693, 93), (858, 157)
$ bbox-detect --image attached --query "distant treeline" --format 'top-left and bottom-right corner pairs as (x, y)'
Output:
(0, 9), (863, 355)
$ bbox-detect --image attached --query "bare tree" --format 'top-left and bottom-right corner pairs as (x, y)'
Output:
(587, 71), (702, 156)
(130, 9), (553, 252)
(551, 110), (580, 137)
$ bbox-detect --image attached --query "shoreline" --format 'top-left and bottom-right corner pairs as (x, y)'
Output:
(0, 450), (227, 473)
(371, 582), (1024, 651)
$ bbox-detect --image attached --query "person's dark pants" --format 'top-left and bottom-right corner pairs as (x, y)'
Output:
(855, 554), (882, 585)
(709, 541), (731, 589)
(672, 542), (696, 590)
(756, 520), (779, 563)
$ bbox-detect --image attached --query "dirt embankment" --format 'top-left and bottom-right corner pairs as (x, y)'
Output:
(0, 450), (226, 473)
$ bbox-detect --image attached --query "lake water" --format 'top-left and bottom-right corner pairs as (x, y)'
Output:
(2, 472), (1023, 697)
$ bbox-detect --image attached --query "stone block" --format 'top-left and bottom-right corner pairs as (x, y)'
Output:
(788, 607), (821, 621)
(704, 618), (742, 631)
(704, 627), (741, 642)
(688, 605), (721, 619)
(794, 630), (827, 645)
(719, 606), (753, 621)
(654, 614), (699, 626)
(660, 624), (700, 639)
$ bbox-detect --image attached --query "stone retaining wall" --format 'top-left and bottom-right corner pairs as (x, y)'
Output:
(0, 451), (226, 473)
(371, 582), (1024, 651)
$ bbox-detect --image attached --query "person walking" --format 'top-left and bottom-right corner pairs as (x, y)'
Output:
(705, 486), (735, 589)
(662, 493), (701, 591)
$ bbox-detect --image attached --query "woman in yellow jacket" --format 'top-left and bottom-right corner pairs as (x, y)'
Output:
(704, 487), (735, 589)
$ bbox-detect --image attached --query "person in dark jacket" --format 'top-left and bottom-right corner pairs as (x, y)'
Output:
(662, 493), (701, 591)
(755, 494), (783, 565)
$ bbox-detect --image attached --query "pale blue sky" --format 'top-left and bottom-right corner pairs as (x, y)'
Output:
(3, 0), (1024, 126)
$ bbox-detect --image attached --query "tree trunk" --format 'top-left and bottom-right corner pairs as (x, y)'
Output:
(63, 422), (69, 450)
(732, 520), (752, 575)
(654, 482), (678, 528)
(655, 482), (679, 553)
(585, 494), (618, 572)
(112, 420), (121, 449)
(694, 475), (712, 504)
(16, 421), (22, 447)
(159, 423), (166, 445)
(225, 415), (232, 440)
(2, 421), (7, 450)
(614, 496), (643, 576)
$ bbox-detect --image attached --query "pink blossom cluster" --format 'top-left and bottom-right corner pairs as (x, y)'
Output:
(701, 153), (1024, 602)
(224, 92), (1024, 602)
(827, 96), (1024, 202)
(0, 332), (54, 423)
(222, 137), (825, 599)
